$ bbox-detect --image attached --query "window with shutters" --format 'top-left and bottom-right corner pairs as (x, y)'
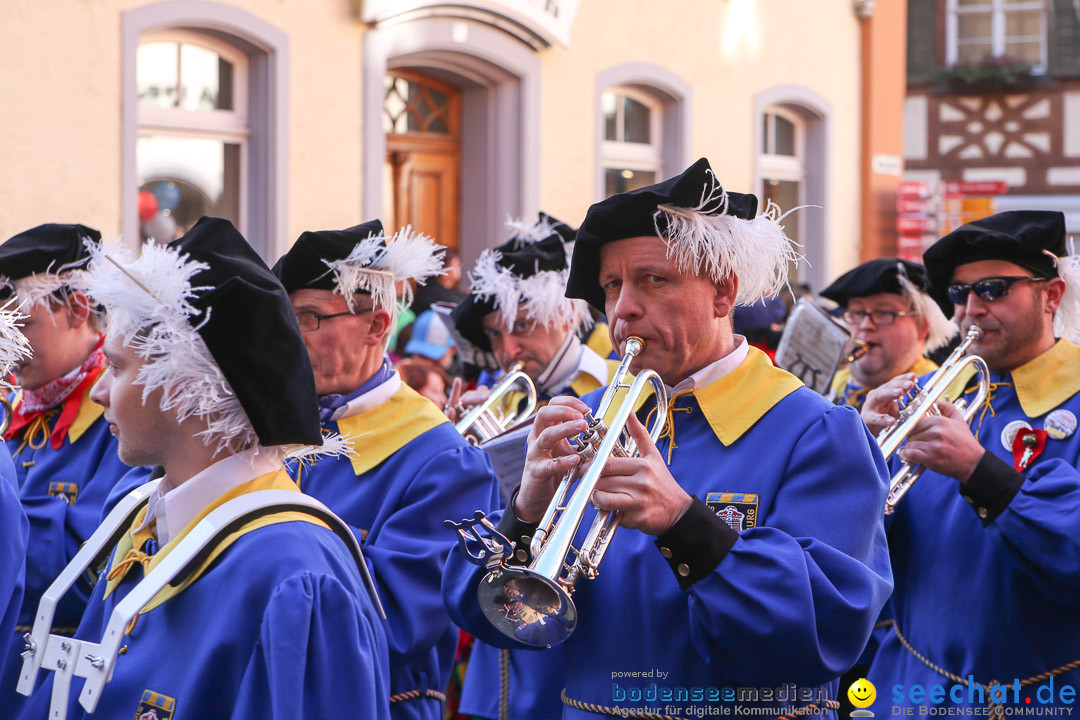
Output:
(945, 0), (1048, 71)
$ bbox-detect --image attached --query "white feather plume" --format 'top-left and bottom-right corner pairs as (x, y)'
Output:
(0, 298), (31, 380)
(85, 239), (257, 455)
(896, 263), (956, 353)
(468, 249), (577, 332)
(505, 215), (556, 248)
(285, 431), (360, 462)
(1050, 248), (1080, 345)
(379, 225), (446, 307)
(653, 170), (803, 305)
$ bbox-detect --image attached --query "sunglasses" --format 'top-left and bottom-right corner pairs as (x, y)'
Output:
(946, 276), (1047, 305)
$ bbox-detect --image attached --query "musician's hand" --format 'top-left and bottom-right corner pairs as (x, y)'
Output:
(898, 399), (983, 483)
(442, 378), (490, 423)
(590, 412), (693, 536)
(515, 397), (591, 523)
(861, 373), (917, 436)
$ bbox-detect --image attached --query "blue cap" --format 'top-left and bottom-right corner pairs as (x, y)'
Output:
(406, 310), (455, 361)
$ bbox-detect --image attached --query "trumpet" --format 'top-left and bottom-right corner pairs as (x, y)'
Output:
(453, 360), (538, 445)
(878, 325), (991, 514)
(445, 336), (667, 647)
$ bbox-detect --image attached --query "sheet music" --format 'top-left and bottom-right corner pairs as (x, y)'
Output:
(480, 421), (534, 502)
(775, 298), (852, 395)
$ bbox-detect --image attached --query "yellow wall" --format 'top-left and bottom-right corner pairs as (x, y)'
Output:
(0, 0), (866, 282)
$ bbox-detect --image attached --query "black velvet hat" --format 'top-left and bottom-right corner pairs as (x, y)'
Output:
(272, 220), (384, 293)
(0, 223), (101, 302)
(821, 258), (930, 307)
(567, 158), (766, 311)
(88, 216), (322, 449)
(453, 231), (569, 352)
(923, 210), (1066, 317)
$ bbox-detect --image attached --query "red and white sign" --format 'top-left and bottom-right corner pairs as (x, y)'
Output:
(945, 180), (1008, 197)
(898, 181), (932, 199)
(897, 217), (937, 235)
(897, 198), (935, 215)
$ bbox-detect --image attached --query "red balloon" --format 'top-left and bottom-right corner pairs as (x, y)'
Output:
(138, 191), (159, 222)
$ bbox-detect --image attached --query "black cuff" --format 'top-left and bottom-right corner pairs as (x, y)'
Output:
(959, 451), (1025, 526)
(654, 497), (739, 591)
(495, 489), (541, 566)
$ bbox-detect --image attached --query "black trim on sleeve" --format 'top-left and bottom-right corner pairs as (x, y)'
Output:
(654, 496), (740, 591)
(959, 451), (1025, 526)
(496, 489), (542, 566)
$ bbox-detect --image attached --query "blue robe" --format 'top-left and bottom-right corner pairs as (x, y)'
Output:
(18, 471), (391, 720)
(444, 347), (894, 718)
(462, 352), (618, 720)
(868, 339), (1080, 712)
(293, 375), (500, 720)
(1, 382), (140, 716)
(0, 446), (28, 698)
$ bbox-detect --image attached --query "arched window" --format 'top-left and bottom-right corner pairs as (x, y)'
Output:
(601, 86), (663, 196)
(759, 107), (806, 281)
(136, 31), (249, 241)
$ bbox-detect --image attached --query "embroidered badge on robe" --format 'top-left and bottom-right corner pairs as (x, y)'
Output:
(48, 481), (79, 504)
(705, 492), (759, 532)
(134, 689), (175, 720)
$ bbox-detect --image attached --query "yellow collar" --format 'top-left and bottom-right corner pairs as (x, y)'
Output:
(585, 322), (615, 360)
(1010, 339), (1080, 418)
(335, 381), (449, 475)
(70, 381), (105, 443)
(692, 346), (803, 445)
(569, 358), (622, 397)
(103, 470), (325, 613)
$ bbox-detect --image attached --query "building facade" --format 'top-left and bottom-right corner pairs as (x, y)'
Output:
(903, 0), (1080, 244)
(0, 0), (893, 290)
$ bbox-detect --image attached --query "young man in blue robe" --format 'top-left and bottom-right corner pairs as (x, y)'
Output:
(443, 158), (894, 718)
(861, 210), (1080, 711)
(447, 216), (621, 720)
(272, 221), (500, 720)
(0, 224), (145, 715)
(16, 217), (390, 720)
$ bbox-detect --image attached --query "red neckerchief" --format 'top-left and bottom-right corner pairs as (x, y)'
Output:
(6, 337), (106, 449)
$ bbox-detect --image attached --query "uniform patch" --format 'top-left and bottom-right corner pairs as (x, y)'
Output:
(1044, 409), (1077, 440)
(48, 481), (78, 505)
(705, 492), (759, 533)
(1000, 420), (1032, 453)
(134, 690), (175, 720)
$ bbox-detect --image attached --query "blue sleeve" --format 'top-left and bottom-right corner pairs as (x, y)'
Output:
(364, 443), (500, 665)
(0, 448), (28, 674)
(20, 434), (137, 618)
(231, 573), (391, 720)
(985, 457), (1080, 607)
(682, 406), (894, 686)
(99, 465), (156, 523)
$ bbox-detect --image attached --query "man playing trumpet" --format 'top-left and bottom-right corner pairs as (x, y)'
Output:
(821, 258), (953, 410)
(861, 210), (1080, 708)
(444, 159), (893, 716)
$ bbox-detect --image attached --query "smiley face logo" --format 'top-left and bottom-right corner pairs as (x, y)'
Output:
(847, 678), (876, 709)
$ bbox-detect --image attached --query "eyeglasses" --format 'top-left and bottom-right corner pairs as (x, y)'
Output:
(945, 276), (1047, 305)
(295, 310), (354, 332)
(842, 309), (915, 327)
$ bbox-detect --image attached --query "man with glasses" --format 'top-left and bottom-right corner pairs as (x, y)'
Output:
(820, 258), (953, 409)
(860, 210), (1080, 708)
(272, 221), (500, 720)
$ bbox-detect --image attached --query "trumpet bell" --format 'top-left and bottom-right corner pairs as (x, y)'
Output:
(477, 565), (577, 648)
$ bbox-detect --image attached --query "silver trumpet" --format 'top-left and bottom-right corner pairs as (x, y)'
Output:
(445, 336), (667, 647)
(453, 360), (538, 445)
(877, 324), (991, 514)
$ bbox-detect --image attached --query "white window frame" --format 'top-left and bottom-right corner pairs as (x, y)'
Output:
(945, 0), (1048, 72)
(601, 86), (663, 177)
(759, 107), (806, 187)
(137, 30), (250, 235)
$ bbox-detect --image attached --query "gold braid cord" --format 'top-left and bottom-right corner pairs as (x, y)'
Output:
(561, 690), (837, 720)
(499, 648), (511, 720)
(893, 623), (1080, 714)
(388, 689), (447, 704)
